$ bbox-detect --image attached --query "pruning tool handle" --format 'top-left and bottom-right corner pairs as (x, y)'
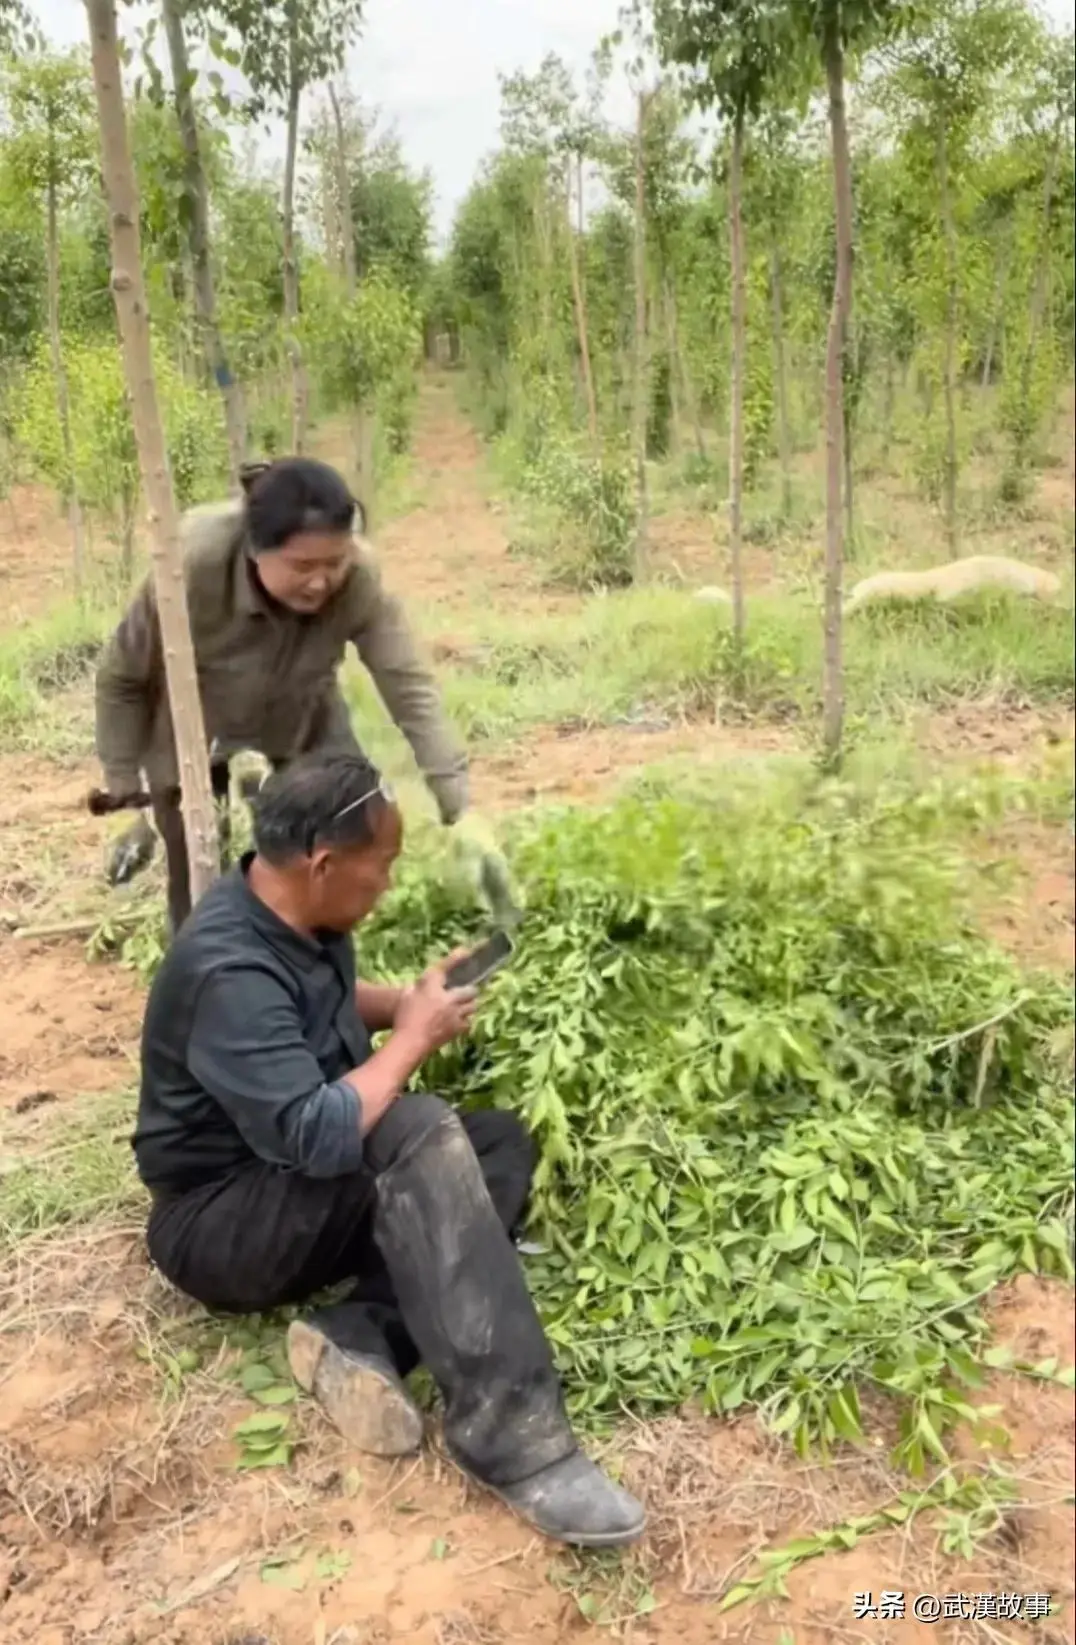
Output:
(86, 787), (152, 817)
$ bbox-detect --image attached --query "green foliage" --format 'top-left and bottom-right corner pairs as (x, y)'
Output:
(378, 367), (418, 456)
(306, 269), (420, 416)
(721, 1472), (1018, 1609)
(129, 94), (228, 273)
(0, 194), (43, 362)
(214, 174), (287, 378)
(646, 346), (672, 458)
(4, 763), (1073, 1471)
(233, 1410), (294, 1471)
(514, 432), (638, 589)
(438, 0), (1074, 572)
(0, 1089), (139, 1249)
(744, 254), (775, 487)
(355, 785), (1073, 1448)
(0, 595), (114, 752)
(56, 210), (114, 338)
(372, 584), (1072, 753)
(999, 248), (1063, 476)
(198, 0), (363, 118)
(0, 0), (43, 56)
(0, 49), (97, 199)
(164, 370), (231, 508)
(653, 0), (803, 125)
(12, 335), (228, 536)
(15, 337), (136, 526)
(349, 134), (433, 297)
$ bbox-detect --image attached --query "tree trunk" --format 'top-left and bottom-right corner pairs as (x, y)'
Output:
(669, 287), (706, 460)
(282, 45), (308, 454)
(842, 336), (855, 546)
(328, 81), (357, 293)
(822, 23), (853, 769)
(664, 280), (682, 457)
(85, 0), (218, 902)
(161, 0), (246, 485)
(882, 353), (895, 459)
(533, 187), (554, 353)
(46, 169), (87, 592)
(176, 248), (196, 380)
(566, 155), (599, 451)
(352, 410), (375, 532)
(769, 230), (792, 519)
(981, 221), (1011, 391)
(328, 80), (372, 520)
(120, 492), (135, 586)
(631, 90), (650, 582)
(937, 123), (958, 552)
(1015, 138), (1059, 468)
(320, 148), (342, 278)
(727, 108), (746, 650)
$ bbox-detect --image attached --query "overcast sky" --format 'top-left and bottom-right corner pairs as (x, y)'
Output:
(38, 0), (1076, 245)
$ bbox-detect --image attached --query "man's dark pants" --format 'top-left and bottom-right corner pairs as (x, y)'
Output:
(146, 1095), (576, 1488)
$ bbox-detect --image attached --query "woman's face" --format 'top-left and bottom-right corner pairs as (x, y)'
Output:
(255, 529), (355, 615)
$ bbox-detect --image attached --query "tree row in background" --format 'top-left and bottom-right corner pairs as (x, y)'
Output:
(0, 2), (434, 589)
(0, 0), (1073, 772)
(442, 1), (1073, 681)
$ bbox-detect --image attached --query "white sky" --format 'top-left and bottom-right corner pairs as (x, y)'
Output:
(37, 0), (1076, 245)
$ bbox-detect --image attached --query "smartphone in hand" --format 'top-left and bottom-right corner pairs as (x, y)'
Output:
(444, 931), (514, 991)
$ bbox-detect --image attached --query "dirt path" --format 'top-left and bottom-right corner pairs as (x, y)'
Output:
(367, 380), (577, 622)
(1, 1241), (1070, 1645)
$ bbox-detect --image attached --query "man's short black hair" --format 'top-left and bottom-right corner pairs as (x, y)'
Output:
(252, 754), (393, 865)
(244, 458), (356, 551)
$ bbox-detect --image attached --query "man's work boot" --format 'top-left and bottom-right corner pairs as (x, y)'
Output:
(364, 1097), (648, 1547)
(474, 1450), (646, 1548)
(287, 1318), (423, 1458)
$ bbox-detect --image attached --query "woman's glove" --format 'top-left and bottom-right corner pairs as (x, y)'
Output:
(106, 813), (157, 887)
(449, 812), (522, 927)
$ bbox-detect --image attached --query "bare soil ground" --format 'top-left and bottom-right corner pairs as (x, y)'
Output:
(0, 380), (1073, 1645)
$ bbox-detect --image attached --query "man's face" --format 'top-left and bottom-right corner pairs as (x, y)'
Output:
(306, 805), (403, 932)
(255, 530), (355, 615)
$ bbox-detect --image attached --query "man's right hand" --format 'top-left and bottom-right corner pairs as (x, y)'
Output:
(393, 957), (478, 1057)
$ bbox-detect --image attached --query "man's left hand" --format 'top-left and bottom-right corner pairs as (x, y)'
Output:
(449, 812), (522, 927)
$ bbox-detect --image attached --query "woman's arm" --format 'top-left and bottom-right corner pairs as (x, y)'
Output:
(95, 576), (161, 796)
(346, 548), (470, 824)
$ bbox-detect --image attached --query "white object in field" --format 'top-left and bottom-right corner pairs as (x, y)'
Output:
(844, 555), (1062, 617)
(694, 585), (732, 605)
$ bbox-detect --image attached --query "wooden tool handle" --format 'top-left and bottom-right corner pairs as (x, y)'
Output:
(86, 787), (152, 816)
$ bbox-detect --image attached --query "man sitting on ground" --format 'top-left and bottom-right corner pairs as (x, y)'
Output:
(133, 753), (645, 1547)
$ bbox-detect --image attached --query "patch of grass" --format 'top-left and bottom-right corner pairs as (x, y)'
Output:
(0, 1088), (142, 1250)
(344, 584), (1075, 755)
(843, 593), (1075, 707)
(630, 730), (1075, 834)
(343, 590), (801, 750)
(0, 597), (115, 752)
(367, 444), (429, 526)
